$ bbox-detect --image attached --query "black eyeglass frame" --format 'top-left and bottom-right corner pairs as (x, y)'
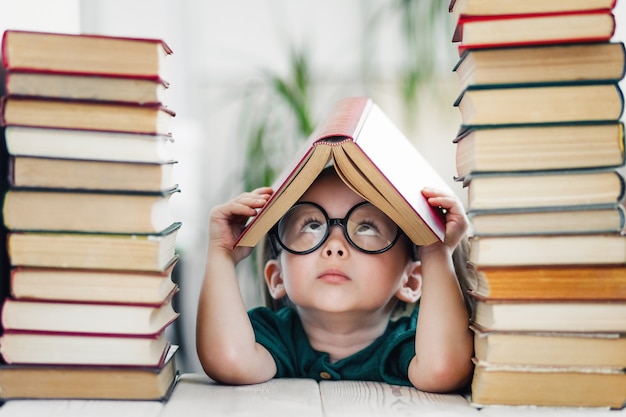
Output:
(269, 201), (402, 256)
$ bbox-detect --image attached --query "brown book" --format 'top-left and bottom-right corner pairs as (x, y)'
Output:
(1, 296), (179, 336)
(5, 71), (168, 104)
(455, 83), (623, 128)
(6, 222), (181, 271)
(469, 233), (626, 267)
(5, 126), (174, 163)
(468, 205), (625, 237)
(9, 156), (177, 192)
(3, 188), (177, 234)
(472, 297), (626, 332)
(454, 122), (624, 180)
(0, 345), (179, 400)
(471, 264), (626, 300)
(2, 30), (171, 78)
(470, 359), (626, 408)
(472, 325), (626, 368)
(10, 257), (179, 305)
(453, 42), (625, 92)
(0, 96), (175, 135)
(0, 331), (171, 367)
(465, 169), (624, 211)
(235, 96), (451, 248)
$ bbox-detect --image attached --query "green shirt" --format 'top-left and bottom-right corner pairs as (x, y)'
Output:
(248, 306), (418, 386)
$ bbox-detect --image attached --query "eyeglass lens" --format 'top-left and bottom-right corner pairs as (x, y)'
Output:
(276, 202), (399, 254)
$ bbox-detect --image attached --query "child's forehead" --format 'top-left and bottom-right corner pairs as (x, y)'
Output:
(298, 171), (366, 213)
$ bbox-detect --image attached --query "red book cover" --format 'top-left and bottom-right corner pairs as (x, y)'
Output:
(234, 97), (450, 248)
(452, 9), (616, 53)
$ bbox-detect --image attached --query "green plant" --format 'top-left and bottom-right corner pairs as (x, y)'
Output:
(366, 0), (455, 126)
(241, 47), (315, 193)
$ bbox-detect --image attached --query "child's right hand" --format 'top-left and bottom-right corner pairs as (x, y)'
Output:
(208, 187), (273, 264)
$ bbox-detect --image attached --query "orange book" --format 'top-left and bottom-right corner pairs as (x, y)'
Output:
(471, 264), (626, 300)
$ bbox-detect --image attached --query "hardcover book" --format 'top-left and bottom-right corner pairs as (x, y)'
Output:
(465, 169), (625, 211)
(235, 96), (452, 248)
(2, 30), (171, 78)
(1, 297), (179, 336)
(5, 71), (168, 104)
(471, 359), (626, 408)
(454, 42), (626, 91)
(5, 126), (174, 163)
(468, 205), (625, 236)
(470, 264), (626, 300)
(449, 0), (616, 17)
(9, 257), (179, 305)
(454, 122), (625, 179)
(469, 233), (626, 267)
(454, 83), (624, 128)
(9, 156), (177, 192)
(471, 297), (626, 332)
(452, 9), (616, 52)
(3, 188), (178, 234)
(6, 222), (181, 271)
(0, 96), (175, 135)
(472, 326), (626, 368)
(0, 331), (171, 367)
(0, 345), (179, 401)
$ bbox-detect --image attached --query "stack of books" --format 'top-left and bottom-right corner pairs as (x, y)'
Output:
(0, 30), (181, 401)
(449, 0), (626, 409)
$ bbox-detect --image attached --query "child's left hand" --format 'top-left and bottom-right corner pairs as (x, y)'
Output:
(421, 187), (468, 251)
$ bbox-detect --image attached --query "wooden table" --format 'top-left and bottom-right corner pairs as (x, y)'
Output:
(0, 373), (624, 417)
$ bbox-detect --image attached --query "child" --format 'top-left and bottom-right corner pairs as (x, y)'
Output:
(196, 166), (474, 393)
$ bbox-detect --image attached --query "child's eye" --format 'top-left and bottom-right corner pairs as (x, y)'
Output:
(300, 218), (325, 234)
(354, 221), (380, 236)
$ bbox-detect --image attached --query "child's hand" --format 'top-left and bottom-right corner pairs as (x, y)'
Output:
(421, 187), (468, 251)
(208, 187), (273, 263)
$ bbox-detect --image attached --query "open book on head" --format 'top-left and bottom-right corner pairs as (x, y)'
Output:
(234, 96), (452, 248)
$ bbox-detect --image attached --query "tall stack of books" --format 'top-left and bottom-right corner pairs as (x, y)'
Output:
(449, 0), (626, 409)
(0, 30), (181, 401)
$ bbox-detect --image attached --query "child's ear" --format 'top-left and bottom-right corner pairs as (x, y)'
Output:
(264, 259), (286, 300)
(396, 261), (422, 303)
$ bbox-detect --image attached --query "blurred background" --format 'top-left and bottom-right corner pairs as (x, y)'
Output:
(1, 0), (625, 373)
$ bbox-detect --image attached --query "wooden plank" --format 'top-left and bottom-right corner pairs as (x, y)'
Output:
(0, 399), (163, 417)
(158, 374), (323, 417)
(319, 380), (479, 416)
(478, 405), (626, 416)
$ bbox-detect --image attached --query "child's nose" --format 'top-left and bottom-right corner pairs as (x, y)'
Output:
(322, 225), (349, 257)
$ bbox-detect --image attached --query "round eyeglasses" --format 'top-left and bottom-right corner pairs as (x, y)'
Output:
(271, 201), (401, 255)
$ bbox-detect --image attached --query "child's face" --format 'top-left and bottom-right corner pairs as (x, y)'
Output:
(265, 170), (418, 316)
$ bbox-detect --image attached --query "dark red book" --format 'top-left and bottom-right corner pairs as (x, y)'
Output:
(234, 96), (452, 248)
(452, 9), (616, 53)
